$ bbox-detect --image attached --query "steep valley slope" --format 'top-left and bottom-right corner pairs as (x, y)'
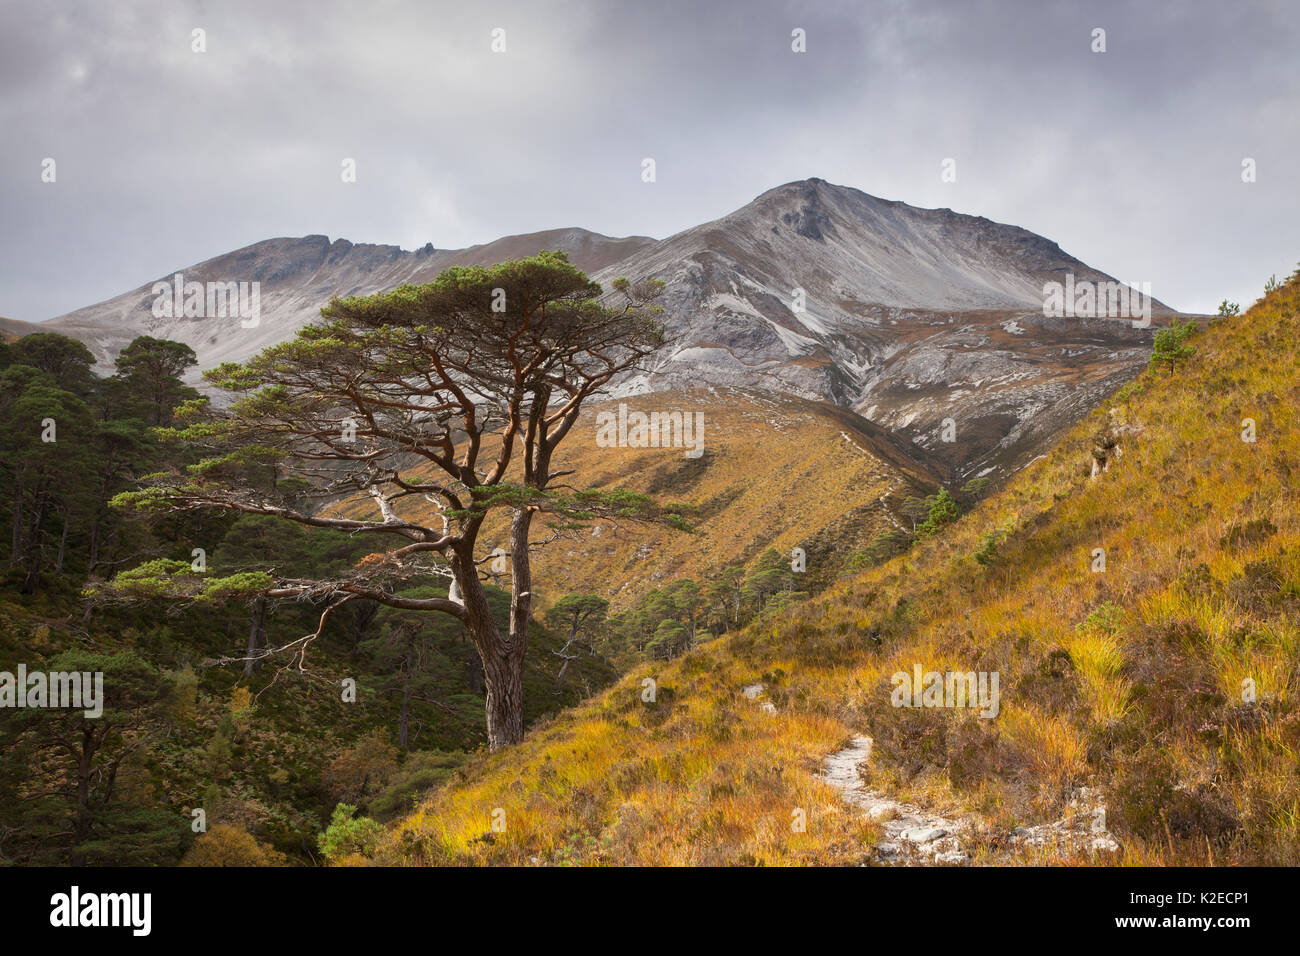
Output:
(375, 272), (1300, 866)
(332, 387), (941, 616)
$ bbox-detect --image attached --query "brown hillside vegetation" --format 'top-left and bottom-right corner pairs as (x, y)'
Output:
(337, 386), (940, 614)
(376, 273), (1300, 866)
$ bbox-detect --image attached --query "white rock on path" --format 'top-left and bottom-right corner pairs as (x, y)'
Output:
(820, 735), (1122, 864)
(820, 736), (970, 865)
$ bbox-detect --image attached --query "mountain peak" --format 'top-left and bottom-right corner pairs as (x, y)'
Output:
(35, 177), (1173, 484)
(589, 177), (1174, 477)
(755, 176), (880, 205)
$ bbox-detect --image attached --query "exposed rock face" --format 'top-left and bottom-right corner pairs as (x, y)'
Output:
(35, 177), (1177, 480)
(593, 179), (1177, 479)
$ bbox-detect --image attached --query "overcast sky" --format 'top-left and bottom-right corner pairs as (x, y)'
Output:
(2, 0), (1297, 320)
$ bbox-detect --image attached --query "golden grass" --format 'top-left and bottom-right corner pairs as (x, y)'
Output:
(374, 276), (1300, 866)
(331, 388), (935, 619)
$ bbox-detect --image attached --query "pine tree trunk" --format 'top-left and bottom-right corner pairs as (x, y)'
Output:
(21, 497), (46, 595)
(54, 515), (69, 574)
(10, 493), (21, 568)
(399, 636), (413, 749)
(399, 684), (411, 750)
(454, 533), (527, 752)
(243, 598), (265, 677)
(482, 647), (524, 749)
(70, 724), (98, 866)
(87, 509), (102, 575)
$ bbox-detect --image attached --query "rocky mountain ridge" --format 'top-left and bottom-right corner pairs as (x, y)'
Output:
(29, 178), (1179, 480)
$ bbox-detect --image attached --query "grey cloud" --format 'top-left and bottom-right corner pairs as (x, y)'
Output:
(1, 0), (1297, 320)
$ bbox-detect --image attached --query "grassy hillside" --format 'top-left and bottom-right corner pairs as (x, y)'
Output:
(337, 387), (941, 614)
(376, 272), (1300, 865)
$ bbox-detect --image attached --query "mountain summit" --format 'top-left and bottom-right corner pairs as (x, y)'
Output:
(36, 178), (1176, 478)
(592, 179), (1175, 477)
(606, 177), (1127, 312)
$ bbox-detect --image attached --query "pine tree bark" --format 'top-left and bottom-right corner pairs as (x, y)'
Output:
(453, 521), (529, 751)
(21, 496), (46, 595)
(54, 514), (69, 574)
(86, 514), (100, 575)
(70, 723), (99, 866)
(243, 598), (266, 677)
(10, 494), (21, 568)
(399, 634), (413, 750)
(481, 645), (524, 749)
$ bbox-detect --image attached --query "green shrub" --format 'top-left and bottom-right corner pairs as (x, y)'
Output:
(1150, 319), (1198, 371)
(317, 804), (384, 864)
